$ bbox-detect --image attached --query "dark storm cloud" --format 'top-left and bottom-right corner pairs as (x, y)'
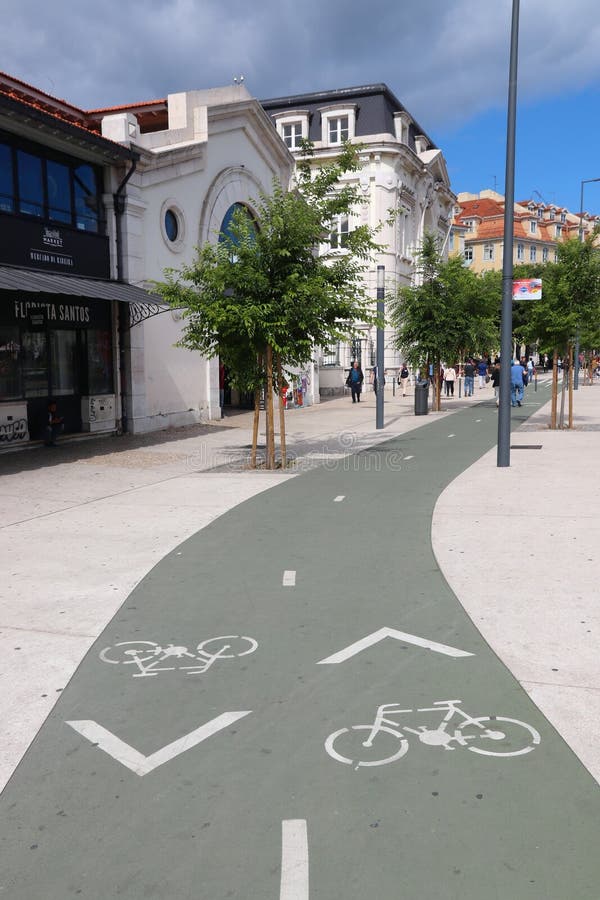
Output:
(3, 0), (600, 135)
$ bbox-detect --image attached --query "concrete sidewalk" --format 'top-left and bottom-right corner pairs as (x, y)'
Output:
(433, 380), (600, 784)
(1, 377), (598, 793)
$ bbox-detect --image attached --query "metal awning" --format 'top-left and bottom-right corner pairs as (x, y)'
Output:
(0, 265), (169, 327)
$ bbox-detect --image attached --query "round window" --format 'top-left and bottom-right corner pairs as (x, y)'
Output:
(164, 209), (179, 242)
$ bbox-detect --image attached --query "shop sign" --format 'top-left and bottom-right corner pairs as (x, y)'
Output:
(2, 296), (111, 329)
(0, 213), (110, 279)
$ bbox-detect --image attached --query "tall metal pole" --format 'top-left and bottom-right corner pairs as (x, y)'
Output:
(497, 0), (520, 467)
(575, 177), (600, 389)
(376, 265), (385, 429)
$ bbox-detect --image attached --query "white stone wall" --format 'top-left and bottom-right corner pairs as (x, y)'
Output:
(103, 89), (293, 434)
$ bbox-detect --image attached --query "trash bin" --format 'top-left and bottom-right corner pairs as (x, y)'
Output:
(414, 380), (429, 415)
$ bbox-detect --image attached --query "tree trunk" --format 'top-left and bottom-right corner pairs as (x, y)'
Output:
(568, 342), (574, 430)
(250, 388), (260, 469)
(550, 349), (558, 429)
(276, 354), (287, 469)
(250, 353), (262, 468)
(265, 344), (275, 469)
(435, 357), (441, 411)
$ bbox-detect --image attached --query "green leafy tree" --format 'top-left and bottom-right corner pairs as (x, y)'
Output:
(154, 142), (381, 467)
(523, 236), (600, 427)
(390, 233), (499, 410)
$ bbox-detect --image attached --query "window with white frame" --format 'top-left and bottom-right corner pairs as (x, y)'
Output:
(464, 246), (473, 264)
(542, 247), (549, 262)
(517, 242), (524, 261)
(530, 245), (537, 262)
(329, 215), (349, 249)
(282, 121), (303, 150)
(560, 212), (566, 223)
(550, 210), (555, 220)
(537, 208), (543, 218)
(530, 220), (536, 233)
(448, 232), (454, 251)
(273, 111), (309, 151)
(483, 243), (494, 261)
(328, 116), (349, 144)
(320, 106), (356, 146)
(555, 224), (562, 238)
(463, 219), (475, 233)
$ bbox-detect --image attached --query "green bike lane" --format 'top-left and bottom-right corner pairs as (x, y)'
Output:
(2, 387), (599, 899)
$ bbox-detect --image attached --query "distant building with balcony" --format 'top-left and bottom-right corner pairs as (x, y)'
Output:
(452, 189), (600, 273)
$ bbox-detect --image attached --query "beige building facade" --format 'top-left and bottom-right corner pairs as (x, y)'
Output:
(451, 189), (600, 273)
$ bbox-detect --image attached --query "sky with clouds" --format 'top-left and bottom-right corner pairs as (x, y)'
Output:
(4, 0), (600, 211)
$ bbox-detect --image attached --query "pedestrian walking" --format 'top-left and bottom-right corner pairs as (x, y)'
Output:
(527, 357), (535, 385)
(510, 358), (525, 407)
(371, 366), (378, 396)
(444, 364), (456, 397)
(399, 364), (410, 397)
(491, 361), (501, 406)
(477, 358), (489, 389)
(346, 360), (364, 403)
(463, 359), (475, 396)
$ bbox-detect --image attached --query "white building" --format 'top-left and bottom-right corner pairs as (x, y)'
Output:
(261, 84), (455, 394)
(95, 84), (294, 431)
(0, 73), (293, 448)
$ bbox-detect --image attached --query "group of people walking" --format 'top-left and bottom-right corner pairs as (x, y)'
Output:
(346, 356), (537, 408)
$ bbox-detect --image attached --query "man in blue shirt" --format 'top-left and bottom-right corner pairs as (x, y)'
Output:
(510, 359), (525, 407)
(477, 358), (489, 389)
(346, 361), (364, 403)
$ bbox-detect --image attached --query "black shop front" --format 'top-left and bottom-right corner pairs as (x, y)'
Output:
(0, 288), (115, 441)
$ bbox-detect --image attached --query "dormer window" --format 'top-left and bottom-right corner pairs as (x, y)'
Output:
(537, 208), (543, 218)
(560, 212), (566, 223)
(272, 110), (309, 152)
(320, 105), (357, 146)
(282, 122), (303, 150)
(329, 116), (349, 143)
(463, 219), (474, 233)
(549, 210), (555, 220)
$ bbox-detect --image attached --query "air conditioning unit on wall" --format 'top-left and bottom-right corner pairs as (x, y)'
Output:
(81, 395), (116, 432)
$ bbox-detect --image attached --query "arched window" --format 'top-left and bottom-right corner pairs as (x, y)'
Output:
(218, 203), (257, 247)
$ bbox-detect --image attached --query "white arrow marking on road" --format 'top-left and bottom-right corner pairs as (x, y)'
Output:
(280, 819), (309, 900)
(317, 627), (473, 664)
(333, 495), (345, 502)
(66, 711), (252, 776)
(404, 455), (414, 460)
(283, 570), (296, 586)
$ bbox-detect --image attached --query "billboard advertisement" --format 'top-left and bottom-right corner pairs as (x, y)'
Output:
(512, 278), (542, 300)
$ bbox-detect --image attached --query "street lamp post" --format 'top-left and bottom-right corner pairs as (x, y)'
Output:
(497, 0), (520, 467)
(376, 265), (385, 430)
(575, 177), (600, 389)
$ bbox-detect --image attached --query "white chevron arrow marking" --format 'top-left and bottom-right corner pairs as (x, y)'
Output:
(66, 711), (252, 776)
(317, 627), (473, 664)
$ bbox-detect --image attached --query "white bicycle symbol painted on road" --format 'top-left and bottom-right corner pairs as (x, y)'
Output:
(325, 699), (541, 769)
(99, 635), (258, 677)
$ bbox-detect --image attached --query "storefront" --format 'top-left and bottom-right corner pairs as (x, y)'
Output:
(0, 290), (115, 443)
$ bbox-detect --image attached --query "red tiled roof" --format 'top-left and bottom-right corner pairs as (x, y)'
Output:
(456, 198), (503, 220)
(87, 98), (167, 116)
(0, 71), (134, 153)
